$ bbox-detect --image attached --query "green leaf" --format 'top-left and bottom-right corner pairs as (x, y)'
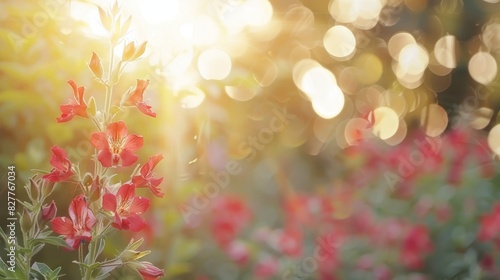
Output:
(96, 238), (106, 257)
(31, 262), (52, 276)
(31, 243), (44, 255)
(32, 236), (69, 248)
(127, 237), (144, 251)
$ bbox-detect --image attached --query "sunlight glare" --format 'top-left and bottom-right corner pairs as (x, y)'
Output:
(140, 0), (180, 24)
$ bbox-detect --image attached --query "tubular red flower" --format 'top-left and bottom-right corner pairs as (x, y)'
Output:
(57, 80), (88, 123)
(51, 195), (96, 250)
(102, 183), (150, 232)
(91, 121), (144, 167)
(132, 154), (164, 197)
(125, 79), (156, 118)
(42, 146), (74, 182)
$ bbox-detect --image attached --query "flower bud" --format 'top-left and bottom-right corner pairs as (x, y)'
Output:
(98, 6), (112, 31)
(137, 262), (164, 280)
(42, 200), (57, 221)
(89, 52), (103, 79)
(20, 209), (33, 233)
(88, 175), (102, 204)
(122, 42), (136, 61)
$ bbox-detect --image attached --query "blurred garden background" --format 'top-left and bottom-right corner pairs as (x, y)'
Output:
(2, 0), (500, 279)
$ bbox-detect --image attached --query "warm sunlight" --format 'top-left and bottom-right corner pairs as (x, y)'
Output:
(3, 0), (500, 279)
(139, 0), (180, 24)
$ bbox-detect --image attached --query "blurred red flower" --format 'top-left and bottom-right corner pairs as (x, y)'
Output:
(478, 204), (500, 242)
(103, 183), (150, 232)
(254, 257), (278, 279)
(401, 225), (433, 269)
(51, 195), (96, 250)
(211, 196), (252, 246)
(278, 226), (303, 257)
(225, 240), (250, 266)
(42, 146), (74, 182)
(91, 121), (144, 167)
(132, 154), (164, 197)
(57, 80), (88, 123)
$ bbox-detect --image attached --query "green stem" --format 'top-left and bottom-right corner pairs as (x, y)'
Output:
(78, 245), (84, 277)
(84, 240), (95, 280)
(106, 40), (115, 116)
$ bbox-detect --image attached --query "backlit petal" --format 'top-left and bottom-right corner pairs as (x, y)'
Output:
(91, 132), (110, 150)
(102, 193), (117, 212)
(130, 196), (150, 214)
(124, 134), (144, 151)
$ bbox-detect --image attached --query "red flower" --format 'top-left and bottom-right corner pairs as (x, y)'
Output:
(211, 196), (252, 245)
(132, 154), (164, 197)
(225, 240), (250, 266)
(91, 121), (144, 167)
(57, 80), (88, 122)
(137, 262), (164, 280)
(124, 79), (156, 117)
(401, 225), (433, 269)
(278, 226), (303, 257)
(254, 257), (278, 279)
(42, 200), (57, 221)
(51, 195), (96, 250)
(42, 146), (74, 182)
(478, 204), (500, 242)
(102, 183), (150, 232)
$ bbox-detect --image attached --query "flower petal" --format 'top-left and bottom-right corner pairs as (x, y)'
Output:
(124, 134), (144, 151)
(91, 132), (110, 150)
(126, 214), (147, 232)
(117, 183), (136, 203)
(102, 193), (117, 212)
(130, 196), (150, 214)
(140, 154), (163, 177)
(49, 146), (70, 171)
(136, 102), (156, 118)
(148, 184), (164, 198)
(51, 217), (74, 235)
(107, 121), (128, 141)
(68, 80), (78, 99)
(97, 149), (113, 167)
(120, 149), (139, 167)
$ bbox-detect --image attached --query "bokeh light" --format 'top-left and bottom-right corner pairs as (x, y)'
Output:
(468, 52), (498, 85)
(198, 49), (232, 80)
(323, 25), (356, 59)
